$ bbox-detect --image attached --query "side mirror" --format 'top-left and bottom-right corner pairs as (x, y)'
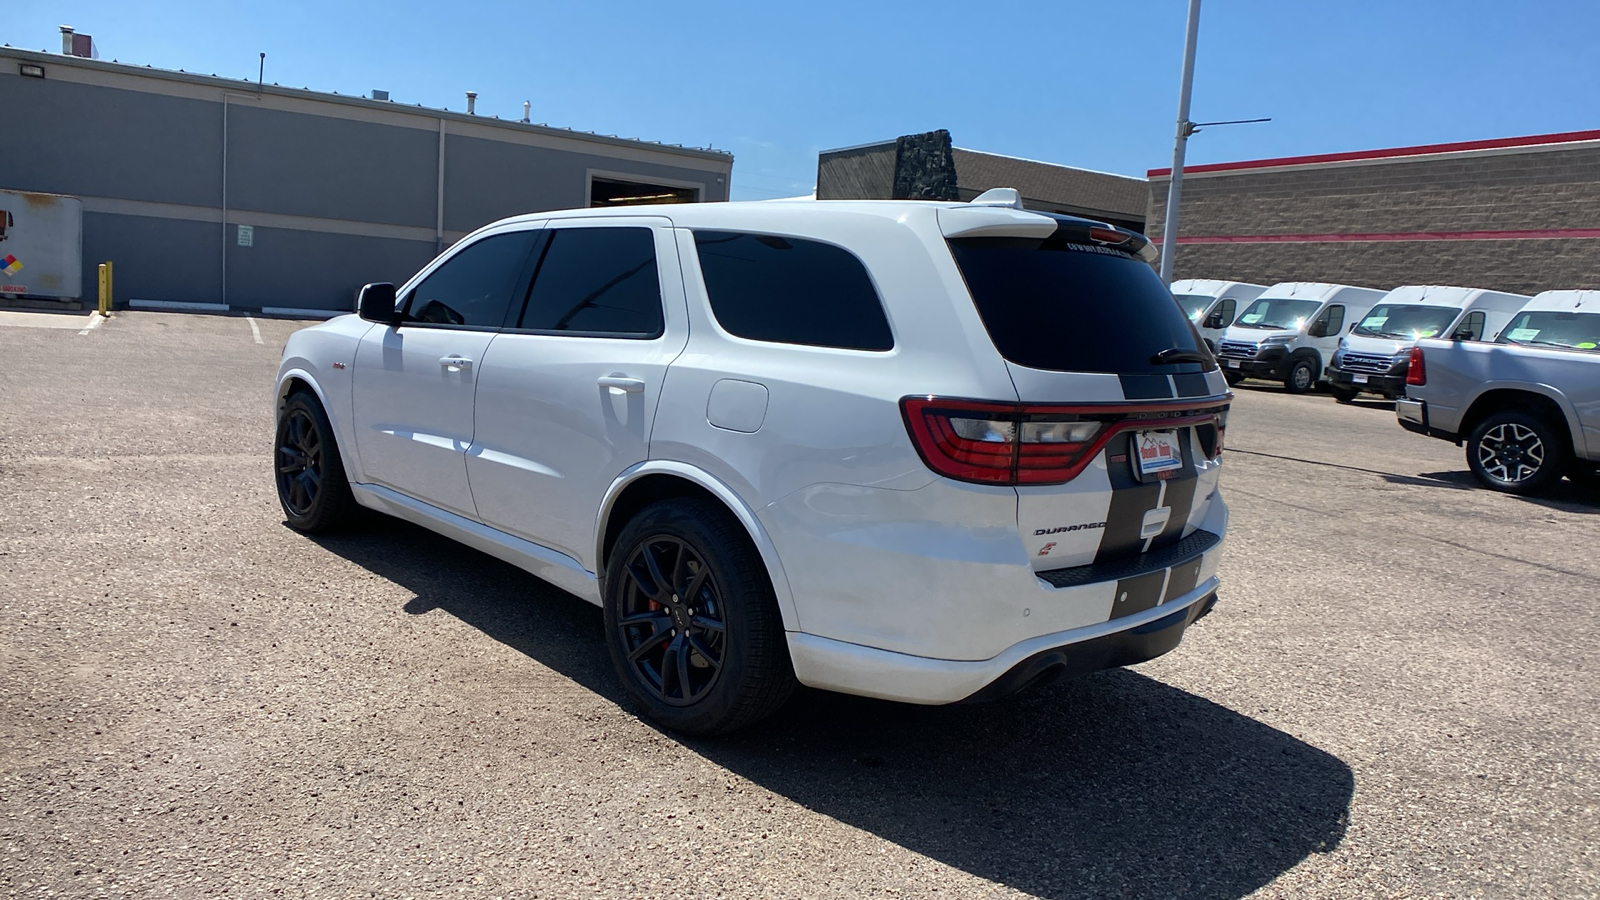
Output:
(357, 282), (399, 325)
(1203, 312), (1225, 329)
(1450, 328), (1475, 341)
(1307, 321), (1328, 338)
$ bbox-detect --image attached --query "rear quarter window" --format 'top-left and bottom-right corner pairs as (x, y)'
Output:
(947, 237), (1205, 374)
(692, 230), (893, 351)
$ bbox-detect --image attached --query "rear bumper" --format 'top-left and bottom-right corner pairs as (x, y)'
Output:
(1327, 365), (1406, 396)
(787, 576), (1220, 705)
(1396, 397), (1454, 440)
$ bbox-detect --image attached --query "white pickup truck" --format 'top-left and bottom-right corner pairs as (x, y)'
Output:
(1397, 290), (1600, 494)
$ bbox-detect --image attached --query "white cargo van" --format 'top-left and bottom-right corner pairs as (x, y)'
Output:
(1326, 285), (1529, 402)
(1169, 279), (1269, 353)
(1215, 282), (1387, 393)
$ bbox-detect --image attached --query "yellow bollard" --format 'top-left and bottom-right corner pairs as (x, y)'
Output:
(97, 261), (113, 317)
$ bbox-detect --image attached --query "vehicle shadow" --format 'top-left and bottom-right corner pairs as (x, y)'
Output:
(310, 515), (1355, 900)
(1378, 469), (1600, 512)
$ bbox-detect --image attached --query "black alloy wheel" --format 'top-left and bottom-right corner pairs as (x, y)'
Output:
(1285, 358), (1317, 394)
(615, 536), (728, 707)
(603, 498), (795, 735)
(278, 408), (324, 517)
(1466, 410), (1569, 495)
(275, 391), (359, 533)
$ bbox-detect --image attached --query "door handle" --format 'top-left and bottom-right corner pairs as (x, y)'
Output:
(597, 375), (645, 394)
(439, 356), (474, 371)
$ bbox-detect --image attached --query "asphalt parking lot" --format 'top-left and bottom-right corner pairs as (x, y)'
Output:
(2, 310), (1596, 899)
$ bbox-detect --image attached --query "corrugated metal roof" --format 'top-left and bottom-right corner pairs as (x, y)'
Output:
(952, 148), (1147, 218)
(0, 46), (732, 163)
(815, 143), (897, 201)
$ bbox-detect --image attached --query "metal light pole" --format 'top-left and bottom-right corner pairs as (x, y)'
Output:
(1160, 0), (1203, 285)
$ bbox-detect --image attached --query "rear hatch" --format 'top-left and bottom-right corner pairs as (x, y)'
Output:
(925, 207), (1228, 580)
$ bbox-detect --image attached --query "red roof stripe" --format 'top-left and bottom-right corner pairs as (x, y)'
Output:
(1149, 227), (1600, 245)
(1146, 129), (1600, 178)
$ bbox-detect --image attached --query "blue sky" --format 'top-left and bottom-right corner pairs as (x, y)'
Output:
(10, 1), (1599, 200)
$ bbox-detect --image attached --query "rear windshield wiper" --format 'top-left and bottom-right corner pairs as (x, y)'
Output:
(1150, 348), (1210, 365)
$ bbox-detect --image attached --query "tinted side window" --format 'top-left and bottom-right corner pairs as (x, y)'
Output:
(1218, 298), (1237, 326)
(1458, 310), (1486, 340)
(519, 227), (663, 337)
(693, 231), (893, 351)
(1325, 305), (1345, 334)
(406, 231), (537, 328)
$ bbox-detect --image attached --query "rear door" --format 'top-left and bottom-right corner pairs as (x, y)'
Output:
(466, 217), (685, 568)
(940, 217), (1228, 589)
(351, 228), (539, 517)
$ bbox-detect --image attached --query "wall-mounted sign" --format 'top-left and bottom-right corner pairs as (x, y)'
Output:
(237, 224), (254, 247)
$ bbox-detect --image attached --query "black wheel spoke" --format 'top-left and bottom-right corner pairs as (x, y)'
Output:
(682, 566), (710, 604)
(687, 633), (722, 672)
(625, 560), (661, 601)
(659, 634), (685, 699)
(640, 543), (670, 599)
(674, 635), (694, 699)
(693, 616), (726, 634)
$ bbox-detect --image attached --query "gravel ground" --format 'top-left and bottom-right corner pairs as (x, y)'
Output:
(2, 311), (1595, 899)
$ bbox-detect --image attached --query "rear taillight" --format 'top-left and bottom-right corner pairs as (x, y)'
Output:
(902, 398), (1101, 485)
(1406, 347), (1426, 385)
(901, 397), (1228, 486)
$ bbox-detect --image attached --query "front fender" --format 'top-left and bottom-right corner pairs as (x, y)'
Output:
(595, 460), (800, 633)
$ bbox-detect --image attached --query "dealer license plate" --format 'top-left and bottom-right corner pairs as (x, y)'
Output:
(1226, 359), (1240, 368)
(1352, 374), (1368, 384)
(1134, 430), (1184, 478)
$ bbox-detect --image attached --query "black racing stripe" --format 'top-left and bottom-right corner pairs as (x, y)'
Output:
(1173, 373), (1211, 398)
(1108, 570), (1167, 620)
(1150, 433), (1201, 551)
(1118, 373), (1174, 400)
(1163, 556), (1205, 602)
(1094, 432), (1163, 564)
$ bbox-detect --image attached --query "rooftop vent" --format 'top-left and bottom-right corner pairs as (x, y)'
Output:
(59, 25), (96, 59)
(371, 89), (389, 101)
(465, 91), (477, 115)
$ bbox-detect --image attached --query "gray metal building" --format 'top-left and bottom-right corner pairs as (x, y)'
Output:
(1, 47), (733, 313)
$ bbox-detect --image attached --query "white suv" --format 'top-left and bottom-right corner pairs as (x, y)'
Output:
(274, 194), (1231, 734)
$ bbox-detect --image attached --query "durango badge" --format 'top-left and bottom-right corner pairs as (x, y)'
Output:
(1034, 522), (1106, 535)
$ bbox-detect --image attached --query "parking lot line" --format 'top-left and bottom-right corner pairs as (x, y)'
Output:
(245, 315), (263, 344)
(77, 314), (106, 336)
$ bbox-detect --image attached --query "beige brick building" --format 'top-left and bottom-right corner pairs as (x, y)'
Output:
(1147, 130), (1600, 295)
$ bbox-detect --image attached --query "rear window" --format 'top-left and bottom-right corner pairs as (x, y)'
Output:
(947, 238), (1205, 374)
(693, 231), (893, 351)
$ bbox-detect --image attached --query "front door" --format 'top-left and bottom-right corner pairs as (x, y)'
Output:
(467, 218), (686, 569)
(351, 229), (539, 517)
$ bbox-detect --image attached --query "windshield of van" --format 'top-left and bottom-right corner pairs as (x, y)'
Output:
(1352, 304), (1460, 339)
(1233, 298), (1322, 331)
(948, 238), (1207, 374)
(1173, 293), (1214, 321)
(1496, 311), (1600, 352)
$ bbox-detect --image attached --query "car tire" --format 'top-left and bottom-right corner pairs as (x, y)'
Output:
(275, 390), (360, 533)
(1466, 411), (1571, 495)
(1284, 357), (1317, 394)
(1223, 370), (1245, 387)
(604, 498), (796, 736)
(1329, 385), (1360, 404)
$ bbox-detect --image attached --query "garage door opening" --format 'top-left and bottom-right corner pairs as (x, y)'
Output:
(590, 177), (699, 207)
